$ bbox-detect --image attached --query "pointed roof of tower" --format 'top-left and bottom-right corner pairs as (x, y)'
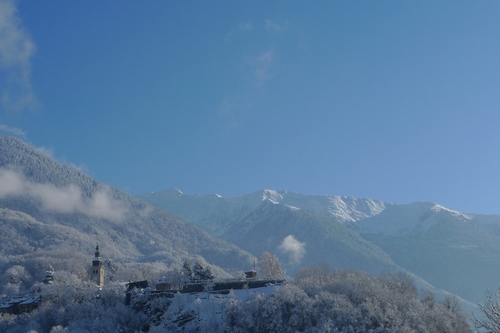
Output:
(94, 243), (102, 262)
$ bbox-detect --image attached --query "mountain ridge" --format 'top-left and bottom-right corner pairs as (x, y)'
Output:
(140, 187), (500, 305)
(2, 136), (498, 308)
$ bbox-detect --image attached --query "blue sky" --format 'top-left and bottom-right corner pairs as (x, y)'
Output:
(1, 1), (500, 214)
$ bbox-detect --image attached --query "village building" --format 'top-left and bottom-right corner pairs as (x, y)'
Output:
(125, 268), (286, 305)
(89, 244), (104, 287)
(155, 277), (171, 291)
(0, 294), (42, 315)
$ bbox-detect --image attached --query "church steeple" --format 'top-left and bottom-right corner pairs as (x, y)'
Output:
(90, 243), (104, 287)
(95, 244), (101, 259)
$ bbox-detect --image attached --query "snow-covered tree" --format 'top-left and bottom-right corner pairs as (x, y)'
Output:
(42, 264), (54, 284)
(218, 267), (472, 333)
(182, 259), (214, 282)
(193, 260), (214, 281)
(182, 260), (194, 282)
(1, 265), (33, 294)
(474, 287), (500, 333)
(258, 252), (284, 279)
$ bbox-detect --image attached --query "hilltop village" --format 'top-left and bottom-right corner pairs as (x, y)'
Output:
(0, 244), (286, 316)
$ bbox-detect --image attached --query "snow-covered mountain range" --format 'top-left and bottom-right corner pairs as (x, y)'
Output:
(140, 188), (500, 306)
(140, 188), (389, 235)
(1, 135), (498, 311)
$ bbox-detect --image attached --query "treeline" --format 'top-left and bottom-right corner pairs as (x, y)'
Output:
(0, 281), (136, 333)
(0, 264), (486, 333)
(136, 265), (474, 333)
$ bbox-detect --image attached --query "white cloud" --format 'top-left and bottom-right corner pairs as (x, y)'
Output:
(219, 95), (254, 128)
(0, 0), (38, 111)
(255, 50), (274, 85)
(278, 235), (306, 264)
(218, 49), (273, 126)
(225, 21), (253, 41)
(0, 168), (128, 220)
(237, 22), (252, 32)
(0, 168), (25, 197)
(32, 182), (83, 214)
(265, 19), (286, 33)
(220, 19), (295, 127)
(0, 123), (25, 137)
(36, 146), (54, 158)
(87, 188), (128, 221)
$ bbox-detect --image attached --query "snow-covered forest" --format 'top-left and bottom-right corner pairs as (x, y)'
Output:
(1, 137), (500, 332)
(0, 262), (485, 333)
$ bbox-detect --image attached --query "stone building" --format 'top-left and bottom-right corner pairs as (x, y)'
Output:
(89, 244), (104, 287)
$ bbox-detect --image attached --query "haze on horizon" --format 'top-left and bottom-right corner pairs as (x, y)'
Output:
(1, 0), (500, 214)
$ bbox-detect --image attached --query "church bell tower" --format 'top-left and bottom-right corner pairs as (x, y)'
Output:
(90, 244), (104, 287)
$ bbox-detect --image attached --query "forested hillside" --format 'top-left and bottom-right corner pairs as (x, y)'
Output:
(0, 136), (255, 295)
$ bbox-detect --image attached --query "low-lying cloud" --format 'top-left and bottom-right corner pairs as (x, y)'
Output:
(0, 168), (127, 220)
(278, 235), (306, 264)
(0, 0), (38, 111)
(0, 123), (25, 137)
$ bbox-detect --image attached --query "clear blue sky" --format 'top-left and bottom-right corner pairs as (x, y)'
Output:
(1, 1), (500, 214)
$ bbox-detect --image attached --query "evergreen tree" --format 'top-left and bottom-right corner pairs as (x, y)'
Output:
(193, 260), (215, 281)
(182, 260), (194, 282)
(42, 264), (54, 284)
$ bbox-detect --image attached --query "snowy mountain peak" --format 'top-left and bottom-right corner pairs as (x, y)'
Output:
(257, 189), (388, 222)
(326, 196), (387, 222)
(262, 189), (284, 204)
(431, 204), (470, 220)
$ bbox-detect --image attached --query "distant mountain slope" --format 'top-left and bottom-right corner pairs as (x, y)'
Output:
(140, 188), (261, 236)
(468, 213), (500, 236)
(139, 188), (390, 235)
(0, 136), (254, 277)
(140, 187), (500, 306)
(140, 189), (403, 275)
(221, 199), (400, 275)
(354, 202), (500, 303)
